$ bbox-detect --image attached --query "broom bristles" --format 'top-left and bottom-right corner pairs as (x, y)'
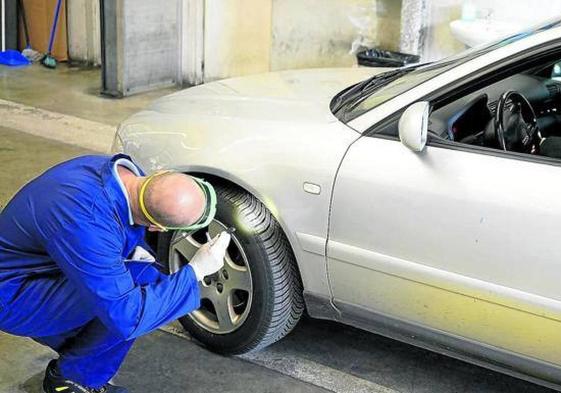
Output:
(22, 47), (42, 62)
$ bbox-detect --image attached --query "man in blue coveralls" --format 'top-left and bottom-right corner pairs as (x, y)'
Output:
(0, 154), (231, 393)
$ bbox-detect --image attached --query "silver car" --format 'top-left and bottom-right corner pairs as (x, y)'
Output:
(113, 19), (561, 390)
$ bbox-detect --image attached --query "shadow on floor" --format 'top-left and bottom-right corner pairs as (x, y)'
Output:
(271, 316), (556, 393)
(21, 373), (44, 393)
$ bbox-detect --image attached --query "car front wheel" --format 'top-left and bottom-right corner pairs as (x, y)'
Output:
(158, 184), (304, 354)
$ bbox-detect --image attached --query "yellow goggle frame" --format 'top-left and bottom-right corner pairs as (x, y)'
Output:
(138, 171), (217, 232)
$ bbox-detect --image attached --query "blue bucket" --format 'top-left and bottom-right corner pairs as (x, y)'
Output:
(0, 49), (31, 67)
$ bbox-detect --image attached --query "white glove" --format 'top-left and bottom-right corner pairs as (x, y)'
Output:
(131, 246), (156, 262)
(189, 231), (231, 281)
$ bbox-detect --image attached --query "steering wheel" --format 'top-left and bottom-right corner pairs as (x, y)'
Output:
(493, 91), (542, 153)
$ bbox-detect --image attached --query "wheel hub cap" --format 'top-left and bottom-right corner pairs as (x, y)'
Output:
(169, 220), (253, 334)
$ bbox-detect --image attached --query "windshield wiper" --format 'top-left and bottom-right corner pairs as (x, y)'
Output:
(358, 68), (411, 93)
(331, 68), (413, 115)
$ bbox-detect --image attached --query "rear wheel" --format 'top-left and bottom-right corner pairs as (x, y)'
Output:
(158, 184), (304, 354)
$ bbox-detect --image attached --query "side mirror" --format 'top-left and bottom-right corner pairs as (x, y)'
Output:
(398, 101), (429, 152)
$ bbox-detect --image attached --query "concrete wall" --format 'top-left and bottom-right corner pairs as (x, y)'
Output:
(270, 0), (378, 70)
(201, 0), (380, 82)
(180, 0), (204, 85)
(203, 0), (273, 81)
(269, 0), (404, 70)
(69, 0), (385, 85)
(422, 0), (464, 61)
(67, 0), (102, 65)
(376, 0), (402, 51)
(69, 0), (382, 77)
(66, 0), (561, 88)
(101, 0), (180, 96)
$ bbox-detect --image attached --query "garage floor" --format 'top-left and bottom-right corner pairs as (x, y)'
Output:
(0, 329), (329, 393)
(0, 64), (176, 126)
(0, 125), (556, 393)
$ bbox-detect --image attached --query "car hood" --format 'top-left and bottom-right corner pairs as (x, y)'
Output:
(117, 68), (390, 265)
(146, 67), (387, 125)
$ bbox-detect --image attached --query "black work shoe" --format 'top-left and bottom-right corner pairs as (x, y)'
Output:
(43, 360), (128, 393)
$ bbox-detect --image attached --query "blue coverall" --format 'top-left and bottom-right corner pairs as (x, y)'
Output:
(0, 154), (200, 388)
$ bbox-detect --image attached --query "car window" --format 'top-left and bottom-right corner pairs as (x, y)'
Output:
(370, 44), (561, 148)
(418, 50), (561, 166)
(551, 62), (561, 81)
(348, 66), (447, 119)
(333, 18), (561, 123)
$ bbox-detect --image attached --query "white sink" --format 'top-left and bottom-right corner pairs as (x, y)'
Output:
(450, 19), (521, 47)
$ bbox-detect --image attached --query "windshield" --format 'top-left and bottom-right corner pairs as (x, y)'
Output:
(332, 18), (561, 123)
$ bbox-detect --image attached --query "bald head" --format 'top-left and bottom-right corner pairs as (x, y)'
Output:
(142, 172), (206, 228)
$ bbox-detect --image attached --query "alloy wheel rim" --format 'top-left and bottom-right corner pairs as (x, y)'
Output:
(169, 220), (253, 334)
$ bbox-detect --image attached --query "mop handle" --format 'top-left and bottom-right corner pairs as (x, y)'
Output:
(1, 0), (5, 52)
(47, 0), (63, 54)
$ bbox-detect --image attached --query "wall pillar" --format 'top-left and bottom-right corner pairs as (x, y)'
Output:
(101, 0), (180, 96)
(400, 0), (429, 57)
(67, 0), (101, 65)
(179, 0), (205, 86)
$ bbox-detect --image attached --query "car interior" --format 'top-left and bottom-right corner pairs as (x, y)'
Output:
(428, 59), (561, 159)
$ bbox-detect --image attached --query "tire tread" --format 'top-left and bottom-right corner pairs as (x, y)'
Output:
(217, 184), (304, 352)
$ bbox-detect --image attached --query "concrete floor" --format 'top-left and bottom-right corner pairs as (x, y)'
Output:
(0, 330), (329, 393)
(0, 125), (557, 393)
(0, 126), (91, 208)
(0, 64), (176, 126)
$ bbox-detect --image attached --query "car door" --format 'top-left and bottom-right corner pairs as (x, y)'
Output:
(327, 131), (561, 366)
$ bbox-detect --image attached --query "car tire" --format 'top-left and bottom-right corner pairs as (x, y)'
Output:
(157, 184), (304, 354)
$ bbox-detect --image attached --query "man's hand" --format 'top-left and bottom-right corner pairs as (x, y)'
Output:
(189, 231), (231, 281)
(131, 246), (156, 262)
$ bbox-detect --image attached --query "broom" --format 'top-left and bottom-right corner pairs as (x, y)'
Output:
(41, 0), (63, 69)
(18, 0), (41, 62)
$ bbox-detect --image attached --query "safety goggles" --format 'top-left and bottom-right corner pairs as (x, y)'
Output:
(139, 171), (217, 232)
